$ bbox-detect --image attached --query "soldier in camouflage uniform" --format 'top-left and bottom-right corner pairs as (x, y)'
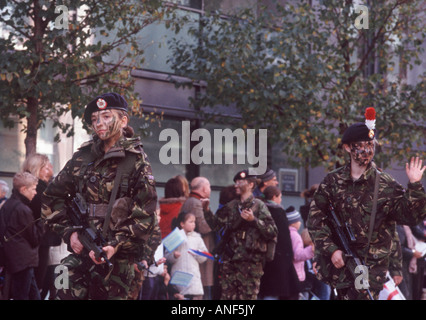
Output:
(204, 170), (278, 300)
(307, 108), (426, 300)
(41, 92), (158, 300)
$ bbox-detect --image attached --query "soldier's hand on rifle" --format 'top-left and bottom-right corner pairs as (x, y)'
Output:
(134, 260), (148, 273)
(89, 245), (115, 265)
(70, 231), (84, 254)
(241, 208), (255, 222)
(331, 249), (345, 269)
(406, 157), (426, 183)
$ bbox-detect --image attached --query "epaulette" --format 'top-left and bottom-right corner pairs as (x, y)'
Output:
(328, 165), (346, 175)
(78, 140), (94, 151)
(121, 137), (144, 154)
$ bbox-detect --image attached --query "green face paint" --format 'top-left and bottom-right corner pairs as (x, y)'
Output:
(349, 141), (375, 167)
(91, 110), (123, 141)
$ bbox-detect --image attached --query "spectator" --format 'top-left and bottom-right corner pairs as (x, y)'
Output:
(181, 176), (215, 299)
(396, 225), (423, 300)
(253, 169), (278, 200)
(259, 186), (300, 300)
(217, 185), (238, 211)
(286, 206), (314, 292)
(22, 153), (60, 296)
(0, 179), (10, 299)
(299, 184), (319, 225)
(159, 176), (188, 239)
(301, 228), (331, 300)
(166, 211), (208, 300)
(1, 172), (45, 299)
(156, 264), (184, 300)
(409, 221), (426, 300)
(175, 175), (190, 198)
(0, 180), (10, 209)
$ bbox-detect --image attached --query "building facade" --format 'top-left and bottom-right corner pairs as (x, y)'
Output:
(0, 0), (424, 213)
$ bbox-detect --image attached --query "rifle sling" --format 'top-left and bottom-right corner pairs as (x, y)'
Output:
(101, 154), (136, 239)
(364, 169), (381, 263)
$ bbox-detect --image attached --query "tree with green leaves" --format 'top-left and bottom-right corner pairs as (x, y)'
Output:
(0, 0), (168, 157)
(168, 0), (426, 170)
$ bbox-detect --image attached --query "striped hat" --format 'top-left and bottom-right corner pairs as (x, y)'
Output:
(285, 206), (301, 224)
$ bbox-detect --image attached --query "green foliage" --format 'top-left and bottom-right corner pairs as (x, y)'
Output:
(0, 0), (167, 156)
(167, 0), (426, 170)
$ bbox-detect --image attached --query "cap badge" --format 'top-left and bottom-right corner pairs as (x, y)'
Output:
(97, 98), (107, 109)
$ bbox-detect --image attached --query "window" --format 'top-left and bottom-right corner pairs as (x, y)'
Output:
(167, 0), (202, 10)
(279, 168), (299, 193)
(199, 122), (249, 187)
(129, 116), (187, 183)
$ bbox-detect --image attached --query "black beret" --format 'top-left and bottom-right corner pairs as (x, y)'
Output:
(84, 92), (128, 124)
(341, 122), (376, 144)
(233, 169), (258, 183)
(233, 170), (249, 182)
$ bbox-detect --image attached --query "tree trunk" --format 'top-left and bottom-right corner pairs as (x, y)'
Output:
(25, 97), (38, 158)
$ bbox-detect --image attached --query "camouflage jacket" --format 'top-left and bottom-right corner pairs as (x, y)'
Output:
(41, 136), (158, 261)
(205, 195), (277, 263)
(388, 222), (403, 279)
(307, 161), (425, 290)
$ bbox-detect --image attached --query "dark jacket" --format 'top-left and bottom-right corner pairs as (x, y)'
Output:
(259, 201), (300, 298)
(28, 179), (47, 221)
(2, 190), (45, 274)
(29, 179), (61, 247)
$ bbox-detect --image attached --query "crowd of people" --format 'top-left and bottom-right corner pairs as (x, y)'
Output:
(0, 93), (425, 301)
(1, 166), (424, 300)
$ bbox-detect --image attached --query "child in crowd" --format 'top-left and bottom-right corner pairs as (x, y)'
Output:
(286, 207), (314, 284)
(166, 211), (208, 300)
(1, 172), (45, 300)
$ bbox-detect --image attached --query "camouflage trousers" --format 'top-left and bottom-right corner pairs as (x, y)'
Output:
(55, 253), (135, 300)
(219, 260), (264, 300)
(335, 286), (380, 300)
(127, 268), (145, 300)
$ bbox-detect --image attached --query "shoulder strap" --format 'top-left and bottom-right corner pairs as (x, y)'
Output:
(78, 147), (97, 194)
(364, 170), (381, 263)
(101, 152), (137, 238)
(119, 152), (138, 197)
